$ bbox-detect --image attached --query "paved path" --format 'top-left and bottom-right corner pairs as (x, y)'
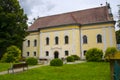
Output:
(0, 64), (48, 75)
(0, 61), (86, 75)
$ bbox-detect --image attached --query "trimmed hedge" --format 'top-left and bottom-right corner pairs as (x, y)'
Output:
(66, 56), (75, 62)
(26, 57), (38, 65)
(71, 55), (80, 60)
(50, 58), (63, 66)
(85, 48), (103, 62)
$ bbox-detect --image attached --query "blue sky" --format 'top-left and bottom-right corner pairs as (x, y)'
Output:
(19, 0), (120, 28)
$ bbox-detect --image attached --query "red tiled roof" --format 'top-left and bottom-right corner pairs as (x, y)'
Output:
(28, 6), (113, 31)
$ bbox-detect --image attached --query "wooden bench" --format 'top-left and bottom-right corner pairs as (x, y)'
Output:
(8, 63), (28, 74)
(39, 58), (48, 64)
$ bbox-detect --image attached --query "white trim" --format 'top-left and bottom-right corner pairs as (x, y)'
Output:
(72, 29), (75, 53)
(102, 28), (107, 51)
(109, 27), (113, 46)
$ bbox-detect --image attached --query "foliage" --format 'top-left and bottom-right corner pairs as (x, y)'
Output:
(116, 30), (120, 44)
(66, 56), (75, 62)
(105, 47), (118, 59)
(0, 0), (28, 59)
(26, 57), (38, 65)
(85, 48), (103, 62)
(1, 45), (21, 63)
(0, 62), (110, 80)
(71, 55), (80, 60)
(50, 58), (63, 66)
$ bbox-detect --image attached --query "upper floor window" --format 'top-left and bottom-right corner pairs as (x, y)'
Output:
(46, 37), (49, 45)
(65, 36), (69, 44)
(34, 39), (37, 47)
(55, 36), (59, 45)
(83, 35), (87, 44)
(97, 34), (102, 43)
(27, 40), (30, 47)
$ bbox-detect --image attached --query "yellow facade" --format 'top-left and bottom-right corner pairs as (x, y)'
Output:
(23, 23), (116, 59)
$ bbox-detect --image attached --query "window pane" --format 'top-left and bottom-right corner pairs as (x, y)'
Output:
(46, 51), (49, 56)
(34, 52), (36, 56)
(65, 51), (69, 56)
(65, 36), (69, 44)
(27, 40), (30, 47)
(83, 35), (87, 44)
(55, 37), (59, 45)
(97, 34), (102, 43)
(46, 37), (49, 45)
(34, 40), (37, 47)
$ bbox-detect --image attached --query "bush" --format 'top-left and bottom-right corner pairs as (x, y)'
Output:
(105, 47), (118, 59)
(71, 55), (80, 60)
(66, 56), (75, 62)
(86, 48), (103, 62)
(50, 58), (63, 66)
(26, 57), (38, 65)
(1, 45), (21, 63)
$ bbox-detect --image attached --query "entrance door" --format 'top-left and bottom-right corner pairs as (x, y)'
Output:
(54, 51), (59, 58)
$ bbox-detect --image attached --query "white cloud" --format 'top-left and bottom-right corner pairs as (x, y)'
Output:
(19, 0), (120, 26)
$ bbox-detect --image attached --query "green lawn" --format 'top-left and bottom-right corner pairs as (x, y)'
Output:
(0, 63), (11, 72)
(0, 62), (110, 80)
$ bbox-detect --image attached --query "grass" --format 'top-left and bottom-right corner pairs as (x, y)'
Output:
(0, 62), (110, 80)
(0, 63), (11, 72)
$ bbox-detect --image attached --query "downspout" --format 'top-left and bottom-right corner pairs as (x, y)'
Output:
(79, 25), (82, 59)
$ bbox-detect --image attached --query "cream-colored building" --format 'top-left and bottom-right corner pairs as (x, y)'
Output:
(23, 4), (116, 59)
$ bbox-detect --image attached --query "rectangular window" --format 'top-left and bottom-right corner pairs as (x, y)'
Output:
(65, 51), (69, 56)
(83, 50), (87, 56)
(46, 51), (49, 56)
(27, 52), (29, 56)
(34, 52), (36, 56)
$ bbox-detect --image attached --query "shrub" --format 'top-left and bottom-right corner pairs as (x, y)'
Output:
(26, 57), (38, 65)
(1, 45), (21, 63)
(50, 58), (63, 66)
(71, 55), (80, 60)
(86, 48), (103, 62)
(66, 56), (75, 62)
(105, 47), (118, 59)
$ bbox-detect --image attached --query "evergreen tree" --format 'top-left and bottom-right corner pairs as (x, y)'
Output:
(0, 0), (28, 59)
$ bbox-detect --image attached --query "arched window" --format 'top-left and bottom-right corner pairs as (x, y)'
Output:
(83, 35), (87, 44)
(97, 34), (102, 43)
(46, 37), (49, 45)
(27, 40), (30, 47)
(55, 36), (59, 45)
(34, 39), (37, 47)
(65, 36), (69, 44)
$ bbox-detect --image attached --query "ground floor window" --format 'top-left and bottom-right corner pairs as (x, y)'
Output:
(65, 50), (69, 56)
(34, 51), (36, 56)
(27, 52), (29, 56)
(83, 50), (87, 56)
(46, 51), (49, 56)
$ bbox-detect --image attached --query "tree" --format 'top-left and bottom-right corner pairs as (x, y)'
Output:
(0, 0), (28, 59)
(1, 45), (21, 63)
(104, 47), (118, 60)
(116, 30), (120, 44)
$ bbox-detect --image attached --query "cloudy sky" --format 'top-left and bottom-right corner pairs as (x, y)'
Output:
(19, 0), (120, 27)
